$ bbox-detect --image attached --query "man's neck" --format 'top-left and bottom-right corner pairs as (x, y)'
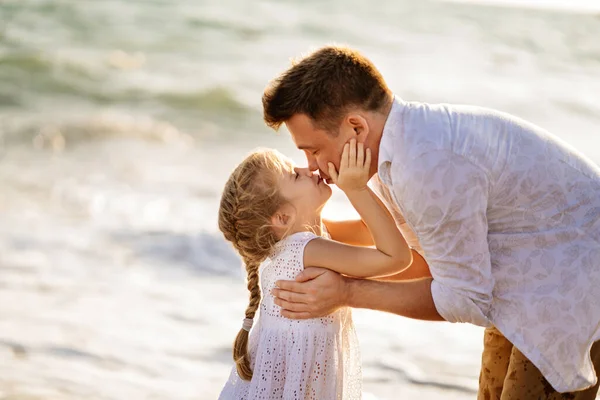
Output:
(366, 94), (395, 175)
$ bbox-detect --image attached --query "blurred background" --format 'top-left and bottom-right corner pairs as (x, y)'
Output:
(0, 0), (599, 399)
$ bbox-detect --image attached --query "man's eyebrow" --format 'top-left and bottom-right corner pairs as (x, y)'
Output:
(297, 145), (315, 150)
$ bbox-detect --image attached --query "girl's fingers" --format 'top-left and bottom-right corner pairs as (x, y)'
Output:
(348, 139), (356, 166)
(365, 148), (372, 172)
(340, 143), (349, 171)
(357, 142), (364, 166)
(328, 162), (338, 182)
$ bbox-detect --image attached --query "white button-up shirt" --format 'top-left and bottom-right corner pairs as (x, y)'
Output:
(374, 96), (600, 392)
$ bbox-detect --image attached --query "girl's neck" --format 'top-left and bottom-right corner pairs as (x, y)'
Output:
(287, 216), (325, 238)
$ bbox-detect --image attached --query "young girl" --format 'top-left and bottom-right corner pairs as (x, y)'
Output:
(218, 140), (415, 399)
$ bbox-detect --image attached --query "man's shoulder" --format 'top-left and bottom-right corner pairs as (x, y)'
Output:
(404, 100), (514, 125)
(390, 147), (470, 185)
(397, 101), (453, 155)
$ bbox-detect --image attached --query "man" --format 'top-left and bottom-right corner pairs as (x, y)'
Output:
(262, 45), (600, 399)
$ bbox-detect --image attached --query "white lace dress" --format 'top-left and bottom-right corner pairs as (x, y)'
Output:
(219, 232), (362, 400)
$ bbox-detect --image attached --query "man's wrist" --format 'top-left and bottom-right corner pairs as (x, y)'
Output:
(341, 276), (359, 308)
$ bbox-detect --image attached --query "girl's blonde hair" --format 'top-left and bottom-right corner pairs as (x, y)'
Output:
(218, 149), (288, 381)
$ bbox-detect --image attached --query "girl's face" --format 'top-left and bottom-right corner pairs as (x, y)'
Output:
(277, 159), (332, 220)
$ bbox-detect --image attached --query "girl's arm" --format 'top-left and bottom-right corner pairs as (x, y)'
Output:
(321, 221), (431, 279)
(305, 139), (412, 278)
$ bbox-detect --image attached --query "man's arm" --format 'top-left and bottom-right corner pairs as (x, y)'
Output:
(272, 267), (443, 320)
(393, 150), (494, 326)
(376, 249), (431, 281)
(347, 277), (442, 320)
(323, 218), (374, 246)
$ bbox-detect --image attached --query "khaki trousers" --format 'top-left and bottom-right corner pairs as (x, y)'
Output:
(478, 326), (600, 400)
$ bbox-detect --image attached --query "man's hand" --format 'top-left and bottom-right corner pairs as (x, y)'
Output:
(272, 267), (348, 319)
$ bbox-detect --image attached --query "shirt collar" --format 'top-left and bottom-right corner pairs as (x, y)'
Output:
(377, 95), (406, 172)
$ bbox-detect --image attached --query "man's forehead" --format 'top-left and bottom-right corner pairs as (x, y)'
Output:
(286, 117), (329, 149)
(286, 114), (328, 136)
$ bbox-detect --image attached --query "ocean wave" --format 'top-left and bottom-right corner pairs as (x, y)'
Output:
(110, 230), (242, 278)
(187, 15), (265, 39)
(0, 49), (254, 111)
(158, 86), (254, 115)
(375, 356), (478, 393)
(0, 113), (195, 150)
(0, 42), (255, 121)
(0, 50), (107, 86)
(439, 0), (600, 14)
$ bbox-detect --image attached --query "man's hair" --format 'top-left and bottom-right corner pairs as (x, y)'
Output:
(262, 45), (392, 133)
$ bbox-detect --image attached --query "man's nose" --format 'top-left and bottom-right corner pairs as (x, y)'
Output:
(307, 158), (319, 172)
(294, 167), (312, 177)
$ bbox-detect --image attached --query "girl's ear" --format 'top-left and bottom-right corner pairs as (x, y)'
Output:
(271, 204), (296, 237)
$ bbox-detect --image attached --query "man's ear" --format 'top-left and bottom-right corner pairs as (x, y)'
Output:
(271, 204), (296, 237)
(346, 114), (370, 143)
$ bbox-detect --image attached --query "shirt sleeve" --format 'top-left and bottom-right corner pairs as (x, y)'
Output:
(392, 150), (493, 327)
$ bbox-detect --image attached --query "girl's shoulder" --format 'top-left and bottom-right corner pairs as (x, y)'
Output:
(270, 231), (323, 259)
(261, 231), (322, 281)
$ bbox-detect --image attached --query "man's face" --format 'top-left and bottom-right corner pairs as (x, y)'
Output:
(285, 114), (351, 183)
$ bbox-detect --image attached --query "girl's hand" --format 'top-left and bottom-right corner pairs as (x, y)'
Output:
(328, 139), (371, 194)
